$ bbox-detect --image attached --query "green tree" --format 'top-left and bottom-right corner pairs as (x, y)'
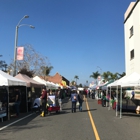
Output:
(18, 67), (35, 78)
(41, 66), (53, 79)
(78, 83), (83, 87)
(71, 80), (76, 86)
(9, 44), (50, 76)
(90, 71), (100, 84)
(86, 80), (88, 86)
(102, 71), (111, 82)
(117, 72), (126, 79)
(109, 72), (119, 81)
(0, 55), (8, 72)
(74, 75), (79, 85)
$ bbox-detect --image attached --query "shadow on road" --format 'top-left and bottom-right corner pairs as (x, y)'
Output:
(82, 109), (97, 112)
(121, 113), (140, 117)
(62, 107), (97, 112)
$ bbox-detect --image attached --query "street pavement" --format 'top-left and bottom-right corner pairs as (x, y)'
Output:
(0, 97), (140, 140)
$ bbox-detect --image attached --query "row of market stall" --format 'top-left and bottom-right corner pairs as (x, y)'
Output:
(89, 72), (140, 118)
(0, 70), (68, 121)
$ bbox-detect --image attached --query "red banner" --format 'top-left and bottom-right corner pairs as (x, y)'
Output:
(17, 47), (24, 60)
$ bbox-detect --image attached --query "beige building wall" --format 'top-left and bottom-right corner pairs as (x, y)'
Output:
(124, 1), (140, 76)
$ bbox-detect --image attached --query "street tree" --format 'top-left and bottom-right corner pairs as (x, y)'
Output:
(78, 83), (83, 87)
(9, 44), (51, 76)
(74, 75), (79, 85)
(117, 72), (126, 79)
(41, 66), (54, 79)
(0, 55), (8, 72)
(90, 71), (100, 84)
(109, 72), (119, 81)
(86, 80), (88, 86)
(102, 71), (111, 82)
(18, 67), (35, 78)
(71, 80), (76, 86)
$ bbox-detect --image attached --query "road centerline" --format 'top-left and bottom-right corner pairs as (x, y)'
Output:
(85, 98), (100, 140)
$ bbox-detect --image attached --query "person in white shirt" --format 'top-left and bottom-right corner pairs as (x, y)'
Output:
(33, 96), (41, 112)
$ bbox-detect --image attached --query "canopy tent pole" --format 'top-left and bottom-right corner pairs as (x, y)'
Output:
(116, 86), (118, 117)
(106, 88), (108, 107)
(26, 86), (28, 113)
(109, 87), (111, 110)
(6, 86), (10, 120)
(120, 86), (122, 118)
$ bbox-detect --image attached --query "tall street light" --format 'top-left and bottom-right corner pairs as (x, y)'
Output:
(97, 66), (102, 82)
(13, 15), (35, 76)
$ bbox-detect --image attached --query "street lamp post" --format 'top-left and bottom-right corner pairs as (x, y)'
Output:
(13, 15), (35, 76)
(97, 66), (102, 77)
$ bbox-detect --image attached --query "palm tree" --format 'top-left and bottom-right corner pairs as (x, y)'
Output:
(74, 75), (79, 85)
(102, 71), (111, 82)
(109, 72), (119, 81)
(86, 80), (88, 84)
(90, 71), (100, 84)
(118, 72), (126, 79)
(41, 66), (53, 79)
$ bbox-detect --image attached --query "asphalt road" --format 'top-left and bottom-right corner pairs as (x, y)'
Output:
(0, 97), (140, 140)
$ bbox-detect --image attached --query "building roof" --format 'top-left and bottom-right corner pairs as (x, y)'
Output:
(47, 73), (62, 84)
(124, 0), (139, 23)
(40, 72), (70, 86)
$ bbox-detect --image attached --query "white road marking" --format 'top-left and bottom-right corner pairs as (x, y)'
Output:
(0, 113), (33, 131)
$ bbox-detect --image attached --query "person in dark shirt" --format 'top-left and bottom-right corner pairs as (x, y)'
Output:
(40, 88), (47, 117)
(77, 91), (84, 111)
(14, 88), (21, 117)
(58, 87), (63, 111)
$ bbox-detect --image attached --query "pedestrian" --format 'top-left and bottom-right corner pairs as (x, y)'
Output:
(102, 91), (106, 107)
(71, 89), (78, 113)
(40, 87), (47, 117)
(32, 95), (41, 113)
(58, 87), (63, 111)
(83, 88), (87, 98)
(88, 90), (91, 98)
(77, 91), (84, 112)
(91, 90), (95, 99)
(14, 88), (21, 117)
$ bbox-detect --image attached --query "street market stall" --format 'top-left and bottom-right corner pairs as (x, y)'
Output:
(15, 74), (44, 111)
(0, 70), (26, 121)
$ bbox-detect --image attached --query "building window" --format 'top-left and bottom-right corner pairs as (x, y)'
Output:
(130, 26), (133, 38)
(130, 49), (134, 60)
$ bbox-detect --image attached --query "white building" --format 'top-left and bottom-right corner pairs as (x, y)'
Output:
(124, 0), (140, 75)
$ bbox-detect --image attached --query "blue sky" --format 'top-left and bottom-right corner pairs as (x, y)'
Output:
(0, 0), (133, 85)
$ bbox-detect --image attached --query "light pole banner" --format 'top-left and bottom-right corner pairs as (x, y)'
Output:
(17, 47), (24, 60)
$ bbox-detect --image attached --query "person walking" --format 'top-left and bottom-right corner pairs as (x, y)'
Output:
(71, 89), (78, 113)
(83, 88), (87, 98)
(88, 90), (91, 98)
(40, 87), (47, 117)
(78, 91), (84, 112)
(14, 88), (21, 117)
(58, 87), (63, 111)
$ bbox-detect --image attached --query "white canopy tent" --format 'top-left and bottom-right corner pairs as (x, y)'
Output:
(107, 76), (127, 88)
(0, 70), (26, 120)
(121, 72), (140, 87)
(106, 76), (126, 118)
(33, 76), (47, 86)
(107, 72), (140, 118)
(33, 76), (59, 89)
(0, 70), (26, 86)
